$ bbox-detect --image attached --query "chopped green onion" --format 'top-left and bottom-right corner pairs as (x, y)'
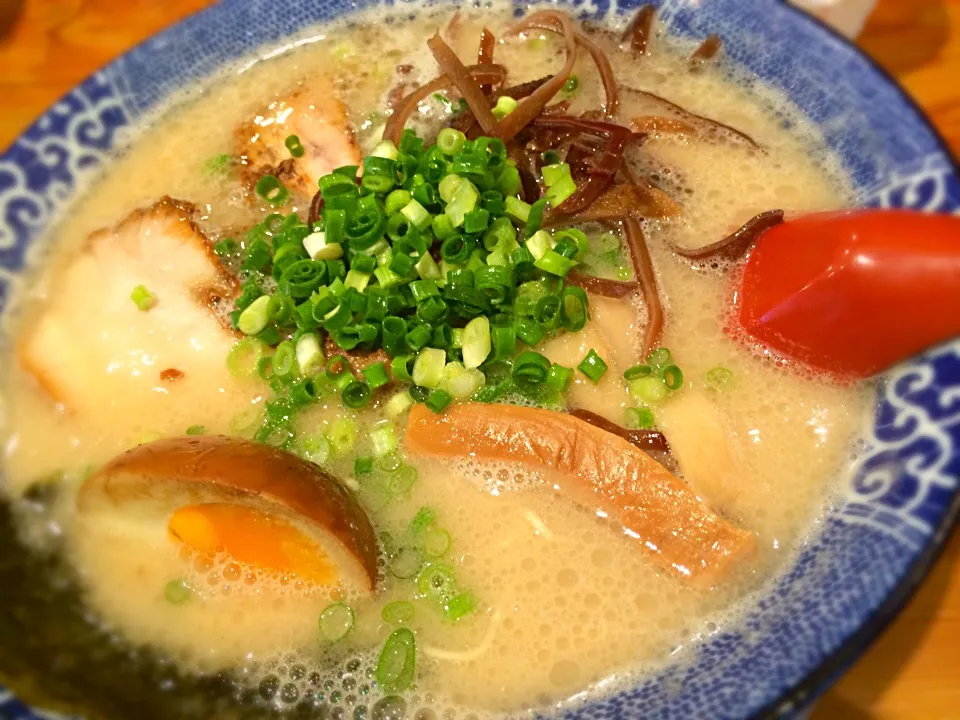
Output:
(535, 294), (561, 330)
(379, 452), (403, 473)
(432, 213), (456, 240)
(285, 134), (305, 158)
(385, 389), (414, 419)
(444, 592), (477, 622)
(541, 163), (577, 207)
(291, 376), (322, 405)
(706, 366), (734, 390)
(354, 456), (375, 476)
(425, 388), (453, 413)
(272, 340), (296, 378)
(525, 230), (551, 261)
(413, 348), (446, 388)
(326, 354), (351, 380)
(381, 601), (415, 625)
(343, 269), (371, 292)
(401, 199), (432, 231)
(440, 362), (485, 399)
(560, 286), (588, 331)
(130, 284), (155, 311)
(525, 198), (548, 237)
(630, 376), (669, 404)
(328, 418), (358, 455)
(562, 75), (579, 94)
(416, 252), (442, 280)
(363, 361), (391, 389)
(185, 425), (206, 436)
(505, 196), (532, 224)
(663, 365), (684, 391)
(238, 295), (271, 335)
(492, 95), (519, 119)
(409, 506), (437, 536)
(385, 189), (412, 216)
(423, 527), (451, 557)
(391, 354), (416, 381)
(444, 178), (479, 228)
(437, 127), (467, 156)
(319, 602), (355, 642)
(164, 579), (191, 604)
(647, 347), (672, 369)
(255, 174), (290, 206)
(578, 349), (608, 384)
(490, 314), (517, 360)
(266, 292), (294, 324)
(408, 324), (434, 353)
(300, 434), (331, 465)
(375, 628), (417, 693)
(391, 465), (419, 495)
(203, 153), (233, 175)
(513, 351), (551, 387)
(342, 380), (372, 409)
(370, 424), (398, 456)
(374, 265), (403, 288)
(295, 333), (324, 376)
(416, 562), (457, 601)
(625, 407), (656, 430)
(213, 238), (238, 257)
(390, 547), (423, 579)
(438, 174), (464, 204)
(535, 249), (577, 277)
(371, 139), (399, 160)
(226, 337), (267, 377)
(546, 363), (574, 393)
(623, 364), (653, 380)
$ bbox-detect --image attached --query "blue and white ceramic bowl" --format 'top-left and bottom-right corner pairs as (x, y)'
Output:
(1, 0), (958, 718)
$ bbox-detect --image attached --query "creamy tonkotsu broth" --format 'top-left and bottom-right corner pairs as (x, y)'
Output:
(0, 5), (870, 719)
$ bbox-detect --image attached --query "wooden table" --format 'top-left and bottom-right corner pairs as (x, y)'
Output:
(1, 0), (958, 717)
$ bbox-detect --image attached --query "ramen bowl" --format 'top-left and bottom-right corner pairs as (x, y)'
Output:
(0, 0), (958, 718)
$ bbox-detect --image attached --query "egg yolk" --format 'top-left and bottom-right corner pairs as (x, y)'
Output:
(168, 503), (338, 584)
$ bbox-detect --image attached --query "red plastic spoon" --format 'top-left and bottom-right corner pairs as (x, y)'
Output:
(735, 209), (960, 379)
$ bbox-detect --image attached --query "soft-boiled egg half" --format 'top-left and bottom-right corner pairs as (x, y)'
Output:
(71, 436), (379, 668)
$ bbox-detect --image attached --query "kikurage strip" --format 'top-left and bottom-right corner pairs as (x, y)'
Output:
(673, 210), (784, 260)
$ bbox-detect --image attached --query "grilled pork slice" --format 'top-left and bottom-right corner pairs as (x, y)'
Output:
(236, 81), (362, 195)
(19, 198), (239, 416)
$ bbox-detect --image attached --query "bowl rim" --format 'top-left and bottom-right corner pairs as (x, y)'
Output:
(0, 1), (959, 718)
(749, 10), (960, 719)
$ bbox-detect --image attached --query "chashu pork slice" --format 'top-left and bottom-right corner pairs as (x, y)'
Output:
(19, 198), (240, 419)
(236, 80), (362, 196)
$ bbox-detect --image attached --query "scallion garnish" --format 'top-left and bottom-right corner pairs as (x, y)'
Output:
(254, 174), (290, 206)
(647, 347), (672, 369)
(663, 364), (684, 391)
(319, 602), (355, 642)
(578, 349), (608, 384)
(623, 364), (653, 380)
(342, 380), (372, 409)
(284, 134), (305, 158)
(354, 455), (375, 476)
(164, 579), (191, 604)
(381, 601), (415, 625)
(630, 376), (668, 404)
(130, 284), (155, 311)
(221, 127), (612, 416)
(706, 366), (734, 390)
(375, 628), (417, 693)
